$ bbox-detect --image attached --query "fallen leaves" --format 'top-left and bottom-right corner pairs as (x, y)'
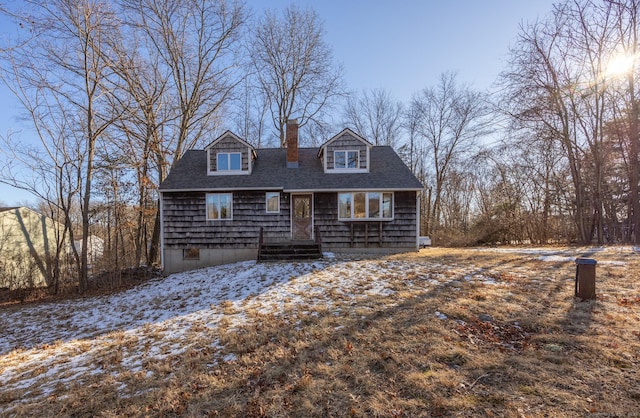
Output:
(616, 296), (640, 306)
(2, 247), (640, 417)
(452, 319), (535, 353)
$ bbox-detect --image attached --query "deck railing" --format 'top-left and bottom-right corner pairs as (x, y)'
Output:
(258, 227), (264, 260)
(314, 225), (322, 255)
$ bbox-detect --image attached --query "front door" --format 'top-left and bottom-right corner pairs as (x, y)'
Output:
(292, 194), (312, 240)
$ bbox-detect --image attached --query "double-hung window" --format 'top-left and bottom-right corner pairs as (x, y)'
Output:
(217, 152), (242, 171)
(266, 192), (280, 213)
(334, 150), (359, 169)
(207, 193), (233, 220)
(338, 192), (393, 220)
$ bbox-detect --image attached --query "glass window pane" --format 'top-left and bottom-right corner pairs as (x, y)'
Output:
(382, 193), (393, 218)
(266, 192), (279, 212)
(207, 194), (219, 219)
(338, 193), (351, 218)
(230, 153), (241, 170)
(335, 151), (345, 169)
(217, 153), (229, 171)
(347, 151), (358, 168)
(369, 192), (380, 218)
(220, 193), (232, 219)
(183, 248), (200, 260)
(294, 196), (310, 218)
(354, 192), (366, 218)
(207, 193), (233, 219)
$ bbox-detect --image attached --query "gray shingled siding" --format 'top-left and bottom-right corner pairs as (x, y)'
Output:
(163, 190), (417, 252)
(325, 134), (368, 170)
(208, 135), (250, 172)
(315, 191), (417, 248)
(162, 191), (290, 249)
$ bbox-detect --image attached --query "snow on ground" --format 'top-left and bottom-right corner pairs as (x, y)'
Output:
(487, 245), (637, 256)
(0, 247), (636, 413)
(484, 245), (636, 265)
(0, 255), (455, 412)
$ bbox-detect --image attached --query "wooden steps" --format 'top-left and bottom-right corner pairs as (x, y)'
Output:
(258, 241), (322, 262)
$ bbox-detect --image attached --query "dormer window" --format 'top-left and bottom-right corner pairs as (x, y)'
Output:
(319, 129), (371, 173)
(217, 152), (242, 171)
(205, 131), (255, 176)
(335, 150), (359, 169)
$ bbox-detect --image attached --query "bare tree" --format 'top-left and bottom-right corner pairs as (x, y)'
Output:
(342, 88), (403, 147)
(116, 0), (247, 263)
(0, 0), (122, 292)
(408, 72), (491, 238)
(499, 3), (590, 242)
(103, 12), (170, 267)
(124, 0), (246, 159)
(609, 0), (640, 243)
(478, 134), (570, 245)
(1, 125), (83, 291)
(398, 103), (430, 235)
(250, 5), (344, 147)
(438, 162), (477, 242)
(231, 76), (271, 147)
(0, 0), (248, 289)
(499, 0), (638, 244)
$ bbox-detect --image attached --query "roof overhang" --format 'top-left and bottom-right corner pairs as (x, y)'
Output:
(317, 128), (373, 158)
(205, 130), (255, 151)
(160, 187), (423, 194)
(159, 187), (285, 193)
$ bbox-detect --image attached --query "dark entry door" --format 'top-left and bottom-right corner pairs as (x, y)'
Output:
(292, 194), (312, 240)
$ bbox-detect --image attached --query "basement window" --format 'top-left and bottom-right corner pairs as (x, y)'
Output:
(183, 248), (200, 260)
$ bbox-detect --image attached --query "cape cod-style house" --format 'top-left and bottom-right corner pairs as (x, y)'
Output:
(159, 120), (424, 274)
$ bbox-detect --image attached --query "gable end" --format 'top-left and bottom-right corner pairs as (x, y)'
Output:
(205, 131), (256, 175)
(319, 129), (372, 173)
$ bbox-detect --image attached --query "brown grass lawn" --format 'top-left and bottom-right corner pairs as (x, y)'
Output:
(1, 247), (640, 417)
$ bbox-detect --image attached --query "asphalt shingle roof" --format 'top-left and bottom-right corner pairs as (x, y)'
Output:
(159, 146), (424, 192)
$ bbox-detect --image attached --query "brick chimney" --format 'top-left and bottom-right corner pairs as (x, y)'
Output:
(286, 119), (299, 168)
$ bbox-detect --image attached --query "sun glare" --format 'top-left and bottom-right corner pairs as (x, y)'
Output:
(604, 52), (636, 78)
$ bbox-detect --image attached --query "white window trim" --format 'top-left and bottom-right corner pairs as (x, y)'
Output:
(338, 191), (394, 221)
(334, 150), (358, 169)
(206, 193), (233, 221)
(290, 193), (315, 240)
(217, 152), (242, 171)
(266, 192), (280, 213)
(329, 149), (368, 173)
(207, 151), (250, 175)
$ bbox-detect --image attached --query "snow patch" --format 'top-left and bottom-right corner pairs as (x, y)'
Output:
(539, 255), (576, 263)
(222, 353), (237, 363)
(1, 246), (635, 414)
(435, 311), (448, 320)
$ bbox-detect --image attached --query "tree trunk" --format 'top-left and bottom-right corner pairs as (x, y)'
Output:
(629, 75), (640, 244)
(148, 207), (161, 266)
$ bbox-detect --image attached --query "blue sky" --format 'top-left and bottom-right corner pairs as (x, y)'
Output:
(0, 0), (557, 206)
(269, 0), (557, 101)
